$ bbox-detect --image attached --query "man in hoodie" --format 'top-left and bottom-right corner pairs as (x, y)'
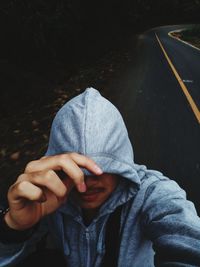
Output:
(0, 88), (200, 267)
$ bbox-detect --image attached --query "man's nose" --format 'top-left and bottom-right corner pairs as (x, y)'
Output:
(84, 175), (99, 185)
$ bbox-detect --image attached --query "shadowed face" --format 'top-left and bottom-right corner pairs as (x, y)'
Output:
(71, 174), (119, 210)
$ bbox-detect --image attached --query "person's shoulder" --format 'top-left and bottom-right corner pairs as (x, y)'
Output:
(139, 171), (186, 201)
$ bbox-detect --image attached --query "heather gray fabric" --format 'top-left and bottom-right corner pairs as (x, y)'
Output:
(1, 88), (200, 267)
(46, 87), (141, 183)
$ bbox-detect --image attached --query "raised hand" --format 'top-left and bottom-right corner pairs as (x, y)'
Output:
(4, 153), (102, 230)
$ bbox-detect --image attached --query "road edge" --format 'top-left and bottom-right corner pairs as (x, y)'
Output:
(168, 29), (200, 52)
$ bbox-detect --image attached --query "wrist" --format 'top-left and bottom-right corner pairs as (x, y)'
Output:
(4, 211), (29, 231)
(0, 206), (39, 244)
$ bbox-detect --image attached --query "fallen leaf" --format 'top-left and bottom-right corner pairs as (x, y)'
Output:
(61, 94), (68, 99)
(10, 152), (20, 161)
(32, 120), (39, 128)
(42, 134), (48, 140)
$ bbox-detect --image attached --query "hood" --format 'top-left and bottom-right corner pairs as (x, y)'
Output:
(46, 88), (141, 187)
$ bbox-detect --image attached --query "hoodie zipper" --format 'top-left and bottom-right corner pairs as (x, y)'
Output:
(85, 228), (91, 267)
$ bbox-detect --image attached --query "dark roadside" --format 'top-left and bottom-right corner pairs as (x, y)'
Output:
(170, 24), (200, 49)
(0, 32), (138, 199)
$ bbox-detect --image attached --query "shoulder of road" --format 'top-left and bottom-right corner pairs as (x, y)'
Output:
(168, 28), (200, 51)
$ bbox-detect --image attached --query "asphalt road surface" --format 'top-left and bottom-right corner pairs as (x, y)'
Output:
(106, 25), (200, 214)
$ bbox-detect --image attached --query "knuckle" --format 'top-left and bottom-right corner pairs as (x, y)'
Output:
(17, 173), (27, 182)
(31, 189), (43, 201)
(81, 155), (87, 164)
(17, 181), (29, 193)
(69, 152), (77, 158)
(40, 155), (48, 160)
(86, 156), (94, 165)
(25, 160), (37, 173)
(76, 172), (84, 183)
(59, 186), (67, 197)
(58, 154), (69, 165)
(80, 171), (84, 179)
(44, 169), (55, 180)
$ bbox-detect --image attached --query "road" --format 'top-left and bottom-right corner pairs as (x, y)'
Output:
(106, 25), (200, 214)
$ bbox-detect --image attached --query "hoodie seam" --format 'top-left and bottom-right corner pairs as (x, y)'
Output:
(83, 91), (89, 155)
(86, 153), (135, 168)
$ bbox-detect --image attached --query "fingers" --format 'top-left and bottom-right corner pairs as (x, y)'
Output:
(16, 170), (67, 200)
(7, 178), (66, 229)
(24, 153), (102, 192)
(69, 153), (102, 175)
(9, 181), (45, 204)
(25, 153), (102, 175)
(6, 153), (103, 224)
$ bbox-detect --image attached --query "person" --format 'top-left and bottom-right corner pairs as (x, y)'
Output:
(0, 88), (200, 267)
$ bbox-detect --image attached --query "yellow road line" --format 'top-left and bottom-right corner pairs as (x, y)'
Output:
(155, 33), (200, 124)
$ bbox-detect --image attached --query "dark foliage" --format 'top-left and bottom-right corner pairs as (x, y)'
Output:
(1, 0), (200, 63)
(0, 0), (200, 113)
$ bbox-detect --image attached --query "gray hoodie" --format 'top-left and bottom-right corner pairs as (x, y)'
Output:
(0, 88), (200, 267)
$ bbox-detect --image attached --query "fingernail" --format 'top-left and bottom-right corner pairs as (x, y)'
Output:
(78, 182), (87, 192)
(94, 165), (103, 174)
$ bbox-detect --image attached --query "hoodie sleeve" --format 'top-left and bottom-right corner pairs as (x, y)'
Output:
(141, 178), (200, 267)
(0, 219), (48, 267)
